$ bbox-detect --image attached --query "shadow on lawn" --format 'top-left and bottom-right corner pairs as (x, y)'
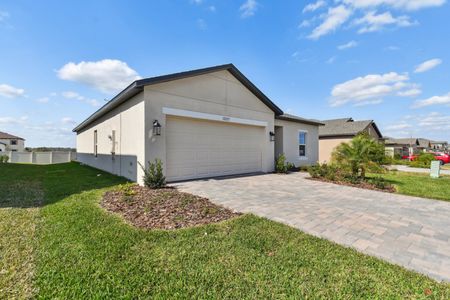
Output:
(0, 162), (128, 208)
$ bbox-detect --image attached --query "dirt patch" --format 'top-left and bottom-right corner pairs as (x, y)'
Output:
(102, 185), (241, 230)
(307, 177), (396, 193)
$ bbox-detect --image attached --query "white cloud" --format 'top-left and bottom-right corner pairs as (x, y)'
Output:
(0, 115), (28, 125)
(240, 0), (258, 18)
(418, 112), (450, 130)
(0, 84), (25, 98)
(61, 117), (77, 125)
(57, 59), (141, 94)
(354, 11), (416, 33)
(385, 123), (412, 130)
(338, 40), (358, 50)
(414, 58), (442, 73)
(36, 97), (50, 104)
(303, 0), (326, 13)
(190, 0), (203, 4)
(330, 72), (414, 106)
(197, 18), (207, 30)
(342, 0), (446, 11)
(397, 87), (421, 97)
(326, 56), (337, 64)
(299, 20), (312, 28)
(385, 45), (400, 51)
(308, 5), (353, 39)
(412, 92), (450, 108)
(208, 5), (216, 12)
(62, 91), (101, 107)
(0, 10), (9, 23)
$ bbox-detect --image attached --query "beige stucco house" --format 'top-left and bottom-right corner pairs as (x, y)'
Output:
(0, 131), (25, 152)
(318, 118), (383, 163)
(73, 64), (322, 184)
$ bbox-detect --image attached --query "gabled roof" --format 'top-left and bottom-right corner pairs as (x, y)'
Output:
(385, 137), (433, 148)
(276, 114), (324, 126)
(73, 64), (284, 132)
(319, 118), (382, 138)
(0, 131), (24, 140)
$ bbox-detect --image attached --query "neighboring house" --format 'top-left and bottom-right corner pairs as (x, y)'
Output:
(430, 140), (448, 152)
(73, 64), (323, 184)
(318, 118), (383, 162)
(0, 131), (25, 152)
(0, 142), (6, 152)
(385, 138), (434, 157)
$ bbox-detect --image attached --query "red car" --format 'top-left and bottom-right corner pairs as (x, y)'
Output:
(402, 152), (450, 165)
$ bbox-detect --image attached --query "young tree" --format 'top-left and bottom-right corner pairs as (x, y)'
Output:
(332, 133), (385, 179)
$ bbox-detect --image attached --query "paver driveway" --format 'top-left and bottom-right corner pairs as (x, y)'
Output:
(173, 172), (450, 282)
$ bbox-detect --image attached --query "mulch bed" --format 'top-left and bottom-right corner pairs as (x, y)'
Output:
(102, 185), (241, 230)
(307, 177), (396, 193)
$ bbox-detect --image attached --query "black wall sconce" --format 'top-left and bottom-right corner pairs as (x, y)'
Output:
(153, 120), (162, 136)
(269, 131), (275, 142)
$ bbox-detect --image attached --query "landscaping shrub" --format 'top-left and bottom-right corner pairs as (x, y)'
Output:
(332, 133), (385, 179)
(139, 159), (166, 189)
(0, 155), (8, 163)
(393, 153), (402, 160)
(275, 153), (295, 173)
(367, 176), (389, 190)
(410, 153), (435, 168)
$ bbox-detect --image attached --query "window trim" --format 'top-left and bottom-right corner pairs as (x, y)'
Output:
(298, 130), (308, 160)
(94, 130), (98, 157)
(10, 139), (17, 145)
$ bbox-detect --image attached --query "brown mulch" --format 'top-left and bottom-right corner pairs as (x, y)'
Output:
(307, 177), (396, 193)
(101, 185), (241, 230)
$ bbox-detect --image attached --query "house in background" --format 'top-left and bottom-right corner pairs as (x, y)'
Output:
(385, 138), (446, 157)
(73, 64), (322, 184)
(0, 131), (25, 152)
(318, 118), (383, 162)
(0, 142), (6, 152)
(430, 140), (448, 152)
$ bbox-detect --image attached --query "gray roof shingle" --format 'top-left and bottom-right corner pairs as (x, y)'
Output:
(318, 118), (380, 137)
(276, 114), (324, 126)
(0, 131), (24, 140)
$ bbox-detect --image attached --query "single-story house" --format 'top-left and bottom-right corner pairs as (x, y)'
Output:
(385, 138), (433, 157)
(0, 131), (25, 152)
(430, 140), (448, 152)
(73, 64), (323, 184)
(318, 118), (383, 162)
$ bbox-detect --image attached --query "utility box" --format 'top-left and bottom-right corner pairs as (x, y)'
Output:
(430, 161), (441, 178)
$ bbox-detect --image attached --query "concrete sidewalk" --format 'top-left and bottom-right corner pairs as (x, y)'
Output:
(390, 164), (450, 175)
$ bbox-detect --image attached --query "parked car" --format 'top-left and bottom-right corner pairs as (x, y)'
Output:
(402, 152), (450, 165)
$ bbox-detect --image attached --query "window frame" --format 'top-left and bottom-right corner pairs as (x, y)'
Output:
(94, 130), (98, 157)
(298, 130), (307, 159)
(10, 139), (17, 145)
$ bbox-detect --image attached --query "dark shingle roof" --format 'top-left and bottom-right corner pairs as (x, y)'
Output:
(0, 131), (24, 140)
(276, 114), (324, 126)
(74, 64), (285, 132)
(319, 118), (381, 138)
(385, 137), (433, 148)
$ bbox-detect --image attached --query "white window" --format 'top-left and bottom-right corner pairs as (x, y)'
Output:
(299, 131), (306, 157)
(94, 130), (98, 157)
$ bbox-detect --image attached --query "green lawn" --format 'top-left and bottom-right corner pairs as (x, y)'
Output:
(371, 171), (450, 202)
(1, 163), (449, 298)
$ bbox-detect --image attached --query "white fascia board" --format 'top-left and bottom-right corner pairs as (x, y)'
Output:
(162, 107), (267, 127)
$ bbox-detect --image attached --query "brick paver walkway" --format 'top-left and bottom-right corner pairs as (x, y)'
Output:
(173, 172), (450, 282)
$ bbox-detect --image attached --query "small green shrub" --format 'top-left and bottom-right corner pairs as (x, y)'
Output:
(0, 155), (9, 163)
(307, 164), (321, 178)
(393, 153), (402, 160)
(410, 153), (435, 168)
(275, 154), (292, 173)
(117, 182), (137, 202)
(139, 159), (166, 189)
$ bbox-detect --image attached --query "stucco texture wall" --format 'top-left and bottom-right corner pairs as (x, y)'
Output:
(274, 119), (319, 166)
(143, 70), (276, 177)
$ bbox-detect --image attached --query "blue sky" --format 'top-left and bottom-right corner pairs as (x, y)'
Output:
(1, 0), (449, 147)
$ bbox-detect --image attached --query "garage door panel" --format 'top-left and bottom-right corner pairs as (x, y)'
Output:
(166, 116), (264, 181)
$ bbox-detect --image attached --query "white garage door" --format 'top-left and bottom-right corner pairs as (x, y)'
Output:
(166, 116), (264, 181)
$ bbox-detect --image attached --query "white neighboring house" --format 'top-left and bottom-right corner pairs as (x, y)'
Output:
(0, 142), (6, 152)
(0, 131), (25, 152)
(73, 64), (323, 184)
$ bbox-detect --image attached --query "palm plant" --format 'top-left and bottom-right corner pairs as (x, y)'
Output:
(332, 133), (385, 179)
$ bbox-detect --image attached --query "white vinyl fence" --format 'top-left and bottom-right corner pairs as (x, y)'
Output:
(2, 151), (76, 165)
